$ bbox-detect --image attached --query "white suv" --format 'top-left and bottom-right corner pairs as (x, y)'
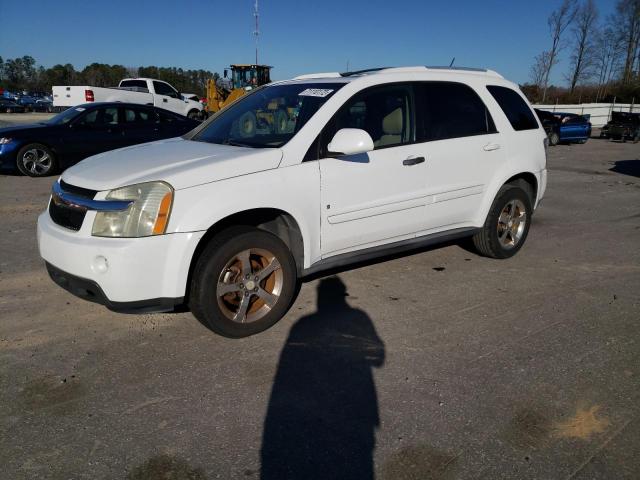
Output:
(38, 66), (548, 337)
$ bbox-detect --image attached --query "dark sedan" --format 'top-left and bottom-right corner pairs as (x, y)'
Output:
(0, 98), (26, 113)
(0, 102), (200, 177)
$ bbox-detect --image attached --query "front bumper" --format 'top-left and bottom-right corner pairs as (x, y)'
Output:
(0, 142), (20, 171)
(46, 262), (182, 313)
(37, 210), (205, 309)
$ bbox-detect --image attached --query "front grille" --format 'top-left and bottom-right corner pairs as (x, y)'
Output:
(49, 182), (98, 231)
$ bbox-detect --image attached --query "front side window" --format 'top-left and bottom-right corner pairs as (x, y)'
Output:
(487, 85), (538, 131)
(124, 108), (155, 123)
(153, 81), (179, 98)
(194, 82), (344, 148)
(416, 82), (496, 141)
(323, 84), (413, 152)
(75, 107), (119, 127)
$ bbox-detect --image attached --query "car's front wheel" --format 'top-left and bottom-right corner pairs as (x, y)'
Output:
(189, 226), (298, 338)
(548, 132), (560, 146)
(472, 184), (532, 259)
(16, 143), (57, 177)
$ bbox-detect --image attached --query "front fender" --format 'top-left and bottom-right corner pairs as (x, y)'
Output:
(168, 162), (321, 268)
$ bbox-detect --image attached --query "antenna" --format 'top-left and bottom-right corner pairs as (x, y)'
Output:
(253, 0), (260, 65)
(449, 57), (455, 67)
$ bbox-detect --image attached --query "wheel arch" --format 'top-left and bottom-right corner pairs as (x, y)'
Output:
(184, 207), (305, 303)
(504, 172), (538, 204)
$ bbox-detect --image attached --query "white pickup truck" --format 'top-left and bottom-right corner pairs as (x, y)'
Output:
(52, 78), (205, 119)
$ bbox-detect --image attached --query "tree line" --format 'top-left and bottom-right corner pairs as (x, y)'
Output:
(525, 0), (640, 104)
(0, 56), (219, 96)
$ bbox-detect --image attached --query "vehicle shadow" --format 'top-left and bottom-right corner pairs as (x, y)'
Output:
(260, 277), (385, 480)
(609, 160), (640, 178)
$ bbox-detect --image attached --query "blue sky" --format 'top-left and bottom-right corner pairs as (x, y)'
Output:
(0, 0), (616, 85)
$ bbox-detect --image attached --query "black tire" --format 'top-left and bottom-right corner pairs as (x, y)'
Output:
(189, 226), (298, 338)
(199, 110), (209, 121)
(16, 143), (57, 177)
(187, 109), (200, 120)
(577, 138), (588, 144)
(472, 184), (533, 259)
(548, 132), (560, 146)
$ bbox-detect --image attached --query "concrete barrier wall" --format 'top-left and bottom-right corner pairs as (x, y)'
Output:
(531, 103), (637, 127)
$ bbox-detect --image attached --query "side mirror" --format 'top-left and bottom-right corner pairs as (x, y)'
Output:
(327, 128), (374, 156)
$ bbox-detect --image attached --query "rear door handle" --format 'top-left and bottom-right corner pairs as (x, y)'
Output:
(483, 143), (501, 151)
(403, 156), (425, 166)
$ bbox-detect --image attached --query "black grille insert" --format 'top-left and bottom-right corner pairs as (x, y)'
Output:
(49, 182), (98, 231)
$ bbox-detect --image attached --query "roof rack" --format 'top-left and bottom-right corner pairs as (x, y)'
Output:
(340, 67), (391, 77)
(293, 66), (503, 81)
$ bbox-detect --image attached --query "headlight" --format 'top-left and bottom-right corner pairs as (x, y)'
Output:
(92, 181), (173, 238)
(0, 137), (13, 145)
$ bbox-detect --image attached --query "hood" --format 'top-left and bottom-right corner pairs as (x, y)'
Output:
(61, 138), (283, 191)
(0, 123), (53, 136)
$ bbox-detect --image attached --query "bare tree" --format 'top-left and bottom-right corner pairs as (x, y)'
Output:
(614, 0), (640, 83)
(594, 25), (624, 100)
(530, 52), (551, 89)
(539, 0), (578, 102)
(567, 0), (599, 93)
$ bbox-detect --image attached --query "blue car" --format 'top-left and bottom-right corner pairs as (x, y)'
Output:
(535, 109), (592, 146)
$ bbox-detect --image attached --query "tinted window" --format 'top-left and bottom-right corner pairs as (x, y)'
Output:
(120, 80), (148, 91)
(326, 84), (412, 150)
(153, 81), (179, 98)
(487, 85), (538, 131)
(75, 107), (118, 126)
(124, 107), (156, 123)
(416, 82), (496, 141)
(158, 110), (182, 124)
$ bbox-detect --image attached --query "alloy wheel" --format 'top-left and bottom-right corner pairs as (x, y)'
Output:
(22, 148), (52, 175)
(216, 248), (283, 323)
(497, 199), (527, 249)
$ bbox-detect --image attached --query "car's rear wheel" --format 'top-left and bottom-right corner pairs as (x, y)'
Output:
(187, 109), (200, 120)
(16, 143), (57, 177)
(548, 132), (560, 146)
(472, 184), (532, 259)
(189, 226), (298, 338)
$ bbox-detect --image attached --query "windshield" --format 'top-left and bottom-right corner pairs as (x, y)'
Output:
(193, 82), (344, 148)
(46, 106), (88, 125)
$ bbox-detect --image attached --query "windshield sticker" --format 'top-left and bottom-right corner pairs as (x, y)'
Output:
(75, 107), (86, 112)
(298, 88), (334, 98)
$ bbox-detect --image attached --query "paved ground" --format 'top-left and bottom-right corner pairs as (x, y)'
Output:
(0, 124), (639, 479)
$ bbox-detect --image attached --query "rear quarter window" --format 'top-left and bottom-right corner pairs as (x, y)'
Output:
(487, 85), (539, 131)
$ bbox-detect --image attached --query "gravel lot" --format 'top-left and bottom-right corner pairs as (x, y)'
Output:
(1, 116), (639, 479)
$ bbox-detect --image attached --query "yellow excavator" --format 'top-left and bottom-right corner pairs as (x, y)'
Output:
(206, 64), (272, 115)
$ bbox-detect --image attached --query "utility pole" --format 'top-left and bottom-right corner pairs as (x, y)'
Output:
(253, 0), (260, 65)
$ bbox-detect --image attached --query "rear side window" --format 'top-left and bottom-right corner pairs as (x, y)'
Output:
(416, 82), (496, 141)
(487, 85), (538, 131)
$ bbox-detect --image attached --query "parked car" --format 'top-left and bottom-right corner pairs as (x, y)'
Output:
(0, 102), (199, 177)
(38, 66), (547, 338)
(534, 109), (591, 145)
(16, 95), (38, 111)
(33, 98), (54, 113)
(602, 111), (640, 142)
(52, 78), (204, 119)
(0, 98), (26, 113)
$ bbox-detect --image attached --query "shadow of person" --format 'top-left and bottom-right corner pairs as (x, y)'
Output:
(260, 277), (385, 480)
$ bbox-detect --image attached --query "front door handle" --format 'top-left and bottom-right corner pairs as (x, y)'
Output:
(483, 143), (501, 151)
(403, 156), (425, 166)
